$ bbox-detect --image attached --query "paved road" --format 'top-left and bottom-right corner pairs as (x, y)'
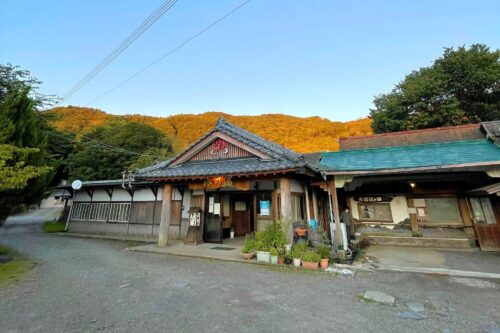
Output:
(0, 210), (499, 333)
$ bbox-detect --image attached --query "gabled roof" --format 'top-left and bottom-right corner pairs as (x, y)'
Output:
(320, 139), (500, 174)
(135, 118), (310, 179)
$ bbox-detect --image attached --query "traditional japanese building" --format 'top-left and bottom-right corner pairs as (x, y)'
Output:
(318, 121), (500, 251)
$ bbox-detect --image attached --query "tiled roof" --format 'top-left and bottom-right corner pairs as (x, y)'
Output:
(320, 139), (500, 172)
(135, 118), (308, 179)
(339, 123), (483, 150)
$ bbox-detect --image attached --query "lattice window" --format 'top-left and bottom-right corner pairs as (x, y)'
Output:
(108, 203), (131, 223)
(89, 203), (109, 222)
(71, 203), (91, 221)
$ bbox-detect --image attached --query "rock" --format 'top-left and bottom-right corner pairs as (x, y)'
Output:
(362, 291), (395, 304)
(325, 267), (355, 276)
(397, 311), (427, 320)
(406, 302), (425, 313)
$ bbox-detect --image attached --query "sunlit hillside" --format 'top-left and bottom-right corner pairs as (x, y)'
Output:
(46, 107), (372, 153)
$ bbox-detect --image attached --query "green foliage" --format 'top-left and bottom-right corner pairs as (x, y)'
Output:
(301, 248), (320, 263)
(252, 220), (288, 252)
(0, 65), (57, 225)
(241, 235), (255, 254)
(42, 220), (66, 233)
(269, 247), (278, 256)
(0, 245), (33, 285)
(291, 241), (308, 259)
(370, 44), (500, 133)
(317, 245), (330, 259)
(66, 120), (173, 181)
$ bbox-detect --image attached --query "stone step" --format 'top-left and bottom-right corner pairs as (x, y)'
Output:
(363, 235), (474, 249)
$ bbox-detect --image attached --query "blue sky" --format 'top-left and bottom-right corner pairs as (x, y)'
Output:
(1, 0), (498, 121)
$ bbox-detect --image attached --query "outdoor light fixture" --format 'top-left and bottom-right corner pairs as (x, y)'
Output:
(409, 182), (416, 189)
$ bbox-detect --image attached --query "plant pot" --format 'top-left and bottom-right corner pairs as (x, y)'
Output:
(302, 261), (319, 270)
(230, 231), (235, 239)
(293, 258), (301, 267)
(284, 257), (293, 265)
(256, 251), (270, 263)
(240, 252), (254, 260)
(295, 227), (307, 237)
(320, 258), (329, 269)
(270, 255), (278, 264)
(278, 257), (285, 265)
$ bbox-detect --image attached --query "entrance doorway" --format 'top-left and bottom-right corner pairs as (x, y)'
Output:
(231, 193), (253, 237)
(470, 196), (500, 251)
(204, 193), (222, 243)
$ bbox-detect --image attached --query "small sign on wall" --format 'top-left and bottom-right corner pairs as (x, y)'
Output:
(355, 196), (393, 203)
(259, 200), (270, 216)
(235, 201), (246, 211)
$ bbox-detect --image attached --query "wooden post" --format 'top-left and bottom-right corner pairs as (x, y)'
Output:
(304, 184), (311, 224)
(328, 178), (343, 250)
(457, 196), (477, 243)
(312, 188), (319, 221)
(280, 178), (293, 242)
(406, 197), (422, 237)
(158, 183), (173, 247)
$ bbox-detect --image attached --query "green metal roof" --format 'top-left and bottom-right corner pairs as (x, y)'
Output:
(319, 139), (500, 172)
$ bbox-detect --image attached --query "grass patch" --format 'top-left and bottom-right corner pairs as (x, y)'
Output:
(0, 245), (34, 286)
(43, 220), (66, 233)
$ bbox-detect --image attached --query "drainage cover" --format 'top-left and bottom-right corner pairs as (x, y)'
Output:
(210, 246), (236, 251)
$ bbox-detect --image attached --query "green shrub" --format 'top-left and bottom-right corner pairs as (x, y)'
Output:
(241, 235), (255, 254)
(269, 247), (278, 256)
(301, 249), (320, 263)
(317, 245), (330, 259)
(291, 241), (308, 259)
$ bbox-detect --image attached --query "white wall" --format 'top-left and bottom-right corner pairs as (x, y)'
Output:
(182, 190), (191, 219)
(74, 190), (91, 202)
(350, 195), (409, 224)
(133, 188), (156, 201)
(93, 189), (109, 202)
(112, 189), (132, 201)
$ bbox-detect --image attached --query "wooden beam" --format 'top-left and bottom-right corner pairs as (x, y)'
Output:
(328, 178), (343, 249)
(406, 196), (422, 237)
(279, 178), (293, 242)
(158, 183), (173, 247)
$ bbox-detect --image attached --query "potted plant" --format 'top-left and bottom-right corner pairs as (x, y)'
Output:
(291, 242), (307, 267)
(240, 235), (255, 260)
(269, 247), (278, 264)
(301, 248), (320, 270)
(318, 245), (330, 268)
(277, 247), (286, 265)
(254, 231), (270, 262)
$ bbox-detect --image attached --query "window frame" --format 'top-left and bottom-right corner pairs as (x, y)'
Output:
(357, 202), (393, 223)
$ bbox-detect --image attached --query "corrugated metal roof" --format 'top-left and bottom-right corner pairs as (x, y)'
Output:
(320, 139), (500, 172)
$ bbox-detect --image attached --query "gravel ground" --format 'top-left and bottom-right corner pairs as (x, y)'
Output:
(0, 213), (499, 333)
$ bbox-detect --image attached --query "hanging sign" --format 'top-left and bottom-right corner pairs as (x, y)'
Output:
(210, 139), (229, 156)
(205, 176), (233, 189)
(355, 196), (393, 203)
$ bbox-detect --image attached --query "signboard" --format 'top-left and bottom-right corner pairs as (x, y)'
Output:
(235, 201), (246, 211)
(355, 196), (393, 203)
(259, 200), (270, 216)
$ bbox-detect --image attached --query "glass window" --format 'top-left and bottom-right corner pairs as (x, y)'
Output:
(414, 198), (461, 223)
(470, 197), (496, 224)
(256, 192), (272, 218)
(291, 194), (305, 222)
(357, 203), (392, 222)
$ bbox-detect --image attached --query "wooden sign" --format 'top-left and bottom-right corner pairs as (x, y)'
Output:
(355, 196), (393, 203)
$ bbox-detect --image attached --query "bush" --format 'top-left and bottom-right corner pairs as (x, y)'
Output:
(241, 235), (255, 254)
(317, 245), (330, 259)
(269, 247), (278, 256)
(301, 249), (320, 263)
(291, 241), (308, 259)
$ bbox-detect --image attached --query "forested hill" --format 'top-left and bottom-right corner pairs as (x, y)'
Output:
(45, 106), (372, 153)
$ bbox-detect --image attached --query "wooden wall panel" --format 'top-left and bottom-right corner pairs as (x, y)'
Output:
(189, 141), (254, 162)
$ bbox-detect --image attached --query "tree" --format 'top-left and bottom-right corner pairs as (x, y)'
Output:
(370, 44), (500, 133)
(67, 121), (173, 181)
(0, 65), (57, 225)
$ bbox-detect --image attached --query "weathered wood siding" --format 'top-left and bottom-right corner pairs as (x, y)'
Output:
(189, 141), (253, 162)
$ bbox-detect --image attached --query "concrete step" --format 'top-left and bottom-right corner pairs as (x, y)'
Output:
(363, 235), (474, 249)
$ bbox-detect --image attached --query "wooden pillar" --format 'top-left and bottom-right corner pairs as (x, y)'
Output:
(406, 197), (422, 237)
(312, 188), (319, 221)
(158, 183), (173, 247)
(457, 196), (477, 243)
(280, 178), (293, 242)
(304, 184), (311, 224)
(328, 178), (343, 249)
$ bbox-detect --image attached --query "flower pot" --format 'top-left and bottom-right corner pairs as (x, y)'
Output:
(230, 231), (235, 239)
(295, 227), (307, 237)
(293, 258), (301, 267)
(270, 255), (278, 264)
(284, 257), (293, 265)
(278, 257), (285, 265)
(240, 252), (254, 260)
(256, 251), (270, 263)
(302, 261), (319, 270)
(320, 258), (329, 269)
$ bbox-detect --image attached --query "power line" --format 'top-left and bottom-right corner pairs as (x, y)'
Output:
(60, 0), (179, 103)
(45, 130), (162, 158)
(86, 0), (251, 106)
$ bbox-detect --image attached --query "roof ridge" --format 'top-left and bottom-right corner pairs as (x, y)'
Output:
(323, 139), (490, 155)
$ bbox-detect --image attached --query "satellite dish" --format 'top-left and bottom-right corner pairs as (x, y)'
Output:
(71, 180), (83, 190)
